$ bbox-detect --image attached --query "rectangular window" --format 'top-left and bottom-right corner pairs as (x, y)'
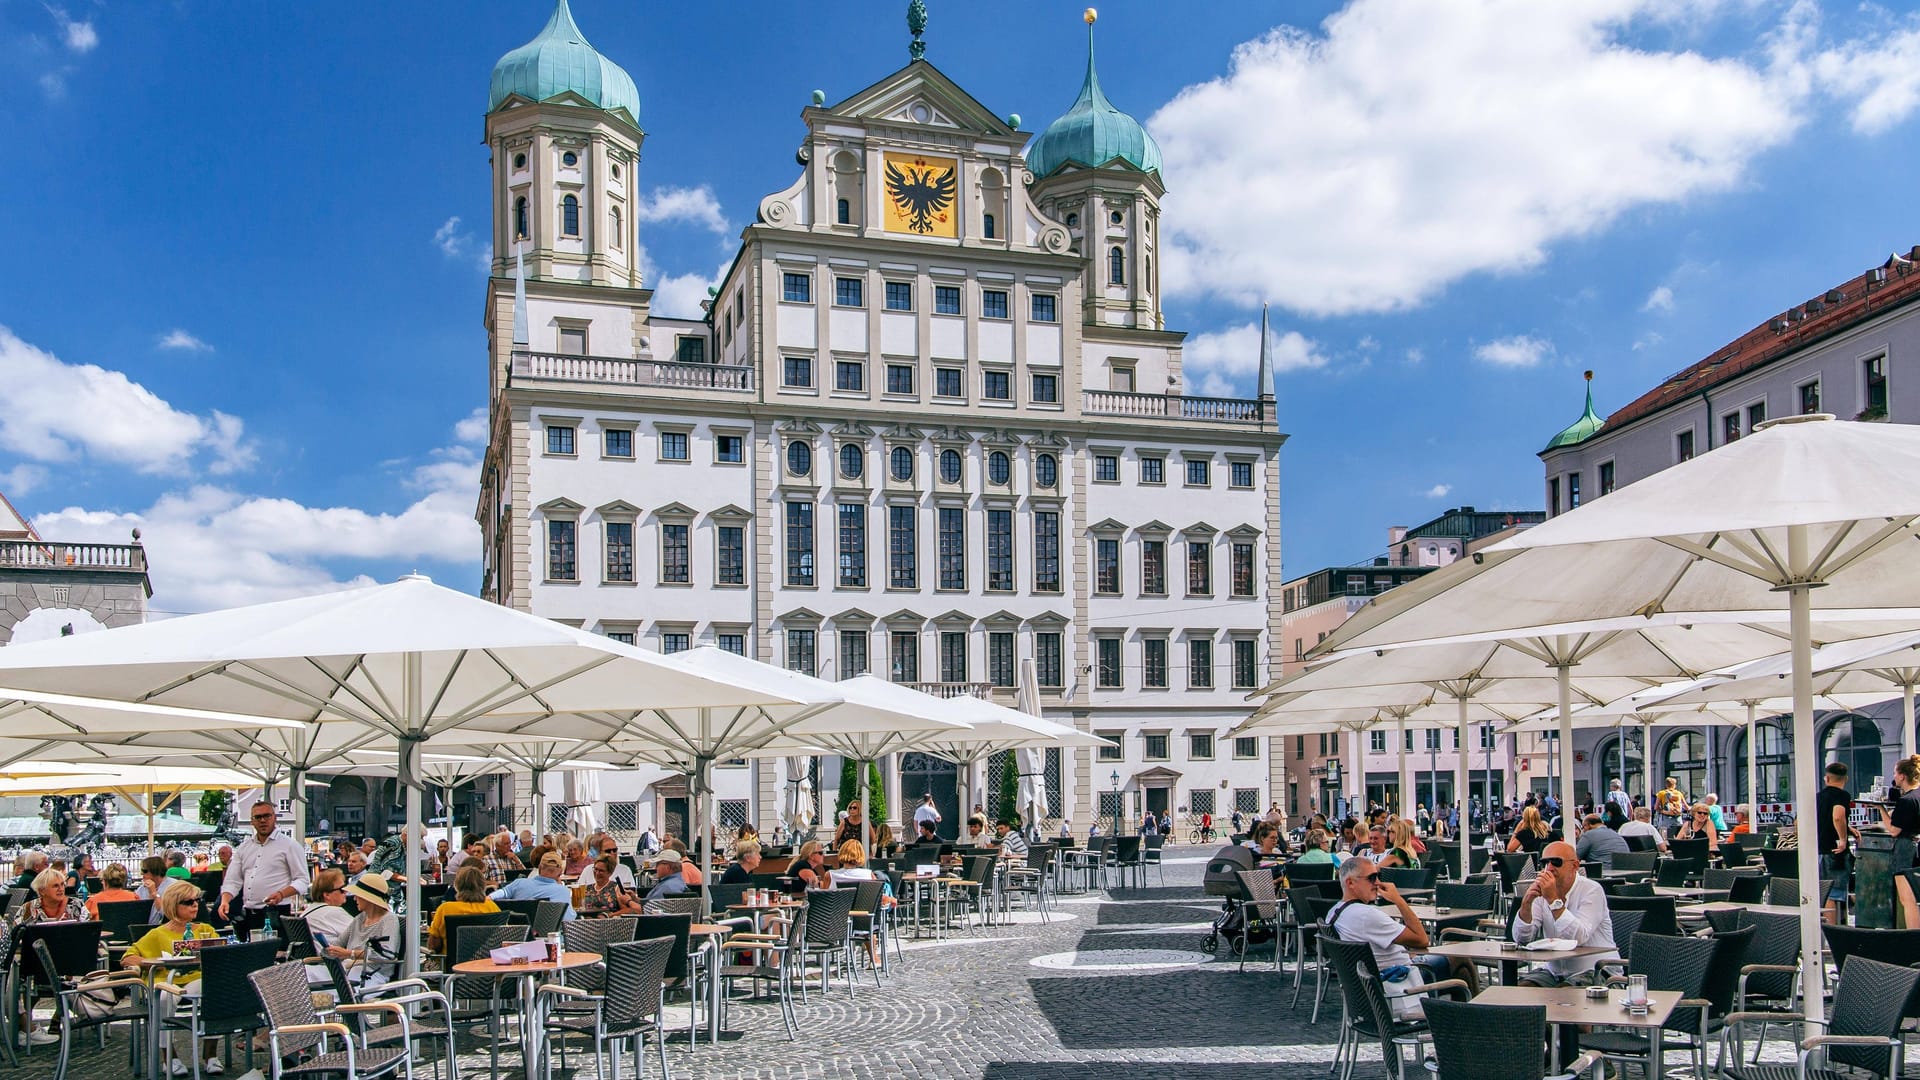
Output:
(1096, 638), (1122, 688)
(1144, 733), (1169, 761)
(983, 370), (1010, 400)
(660, 431), (688, 461)
(1185, 458), (1211, 486)
(1094, 454), (1119, 482)
(605, 631), (634, 645)
(886, 364), (915, 395)
(716, 434), (744, 463)
(1144, 638), (1168, 688)
(782, 272), (812, 303)
(1800, 380), (1822, 414)
(1098, 733), (1124, 762)
(1232, 638), (1257, 689)
(1033, 511), (1060, 592)
(717, 632), (746, 656)
(547, 519), (576, 581)
(935, 368), (963, 398)
(981, 289), (1009, 319)
(1030, 294), (1058, 322)
(1188, 790), (1216, 816)
(603, 429), (633, 458)
(837, 503), (867, 587)
(1031, 373), (1058, 403)
(1191, 733), (1215, 760)
(835, 277), (864, 307)
(1231, 543), (1255, 598)
(1722, 412), (1741, 444)
(1230, 461), (1254, 489)
(675, 336), (705, 365)
(934, 285), (961, 315)
(1369, 730), (1386, 753)
(661, 632), (690, 655)
(786, 629), (815, 675)
(1866, 354), (1889, 413)
(835, 359), (864, 392)
(1598, 461), (1616, 496)
(1187, 541), (1212, 595)
(1095, 538), (1120, 594)
(1036, 632), (1063, 687)
(1548, 476), (1560, 516)
(1747, 401), (1767, 431)
(546, 425), (575, 455)
(890, 631), (919, 682)
(884, 282), (913, 311)
(1295, 736), (1305, 760)
(988, 632), (1015, 688)
(1676, 430), (1695, 462)
(785, 501), (814, 587)
(938, 507), (966, 589)
(839, 630), (869, 677)
(887, 506), (917, 589)
(940, 631), (968, 683)
(1480, 724), (1497, 749)
(783, 356), (813, 388)
(557, 327), (586, 355)
(1140, 457), (1165, 485)
(1141, 540), (1166, 595)
(660, 523), (689, 583)
(1567, 472), (1581, 509)
(986, 509), (1014, 592)
(1234, 736), (1258, 760)
(1426, 729), (1441, 750)
(604, 522), (633, 583)
(717, 525), (744, 585)
(1189, 639), (1214, 689)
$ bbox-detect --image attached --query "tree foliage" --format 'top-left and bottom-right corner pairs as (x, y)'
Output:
(995, 751), (1020, 827)
(198, 788), (232, 828)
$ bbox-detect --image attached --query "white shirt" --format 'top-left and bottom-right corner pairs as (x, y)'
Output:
(1327, 900), (1413, 969)
(304, 903), (353, 943)
(914, 804), (941, 827)
(1619, 819), (1664, 849)
(1513, 875), (1618, 976)
(221, 831), (310, 909)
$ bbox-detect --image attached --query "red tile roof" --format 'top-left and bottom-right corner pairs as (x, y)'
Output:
(1606, 249), (1920, 431)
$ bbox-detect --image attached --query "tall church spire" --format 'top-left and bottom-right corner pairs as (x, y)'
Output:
(1256, 304), (1273, 401)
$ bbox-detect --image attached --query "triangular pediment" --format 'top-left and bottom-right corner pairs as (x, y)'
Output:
(1183, 521), (1219, 538)
(825, 60), (1017, 138)
(1027, 611), (1070, 628)
(882, 424), (925, 442)
(778, 607), (824, 625)
(537, 497), (585, 515)
(709, 504), (752, 522)
(979, 429), (1020, 448)
(831, 420), (877, 439)
(932, 609), (974, 627)
(884, 608), (926, 626)
(927, 425), (971, 445)
(653, 501), (696, 520)
(1227, 524), (1262, 539)
(982, 609), (1022, 627)
(1136, 520), (1173, 537)
(1027, 430), (1070, 450)
(595, 499), (641, 519)
(778, 418), (824, 435)
(831, 607), (876, 625)
(1089, 518), (1128, 536)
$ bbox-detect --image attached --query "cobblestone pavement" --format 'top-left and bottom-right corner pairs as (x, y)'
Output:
(5, 848), (1804, 1079)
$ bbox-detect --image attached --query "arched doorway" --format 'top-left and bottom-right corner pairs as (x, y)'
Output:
(899, 752), (958, 838)
(1661, 731), (1708, 807)
(1822, 715), (1885, 788)
(1733, 720), (1791, 805)
(1593, 732), (1644, 804)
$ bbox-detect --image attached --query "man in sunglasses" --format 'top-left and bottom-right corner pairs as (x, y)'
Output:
(217, 801), (310, 939)
(1326, 856), (1458, 1010)
(1513, 840), (1616, 988)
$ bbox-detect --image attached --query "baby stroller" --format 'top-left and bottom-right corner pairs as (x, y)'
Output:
(1200, 844), (1272, 953)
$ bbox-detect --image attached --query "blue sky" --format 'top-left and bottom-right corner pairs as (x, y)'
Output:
(3, 0), (1919, 612)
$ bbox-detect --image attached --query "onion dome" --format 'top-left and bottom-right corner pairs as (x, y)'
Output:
(1545, 371), (1606, 450)
(1026, 14), (1162, 180)
(489, 0), (639, 122)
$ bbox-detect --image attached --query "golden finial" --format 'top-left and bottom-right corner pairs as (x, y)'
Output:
(1084, 8), (1098, 25)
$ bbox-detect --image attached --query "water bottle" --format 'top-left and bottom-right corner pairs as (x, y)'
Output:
(260, 913), (277, 941)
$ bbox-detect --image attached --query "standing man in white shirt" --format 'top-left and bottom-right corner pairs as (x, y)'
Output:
(913, 793), (942, 839)
(1513, 840), (1618, 987)
(218, 801), (310, 938)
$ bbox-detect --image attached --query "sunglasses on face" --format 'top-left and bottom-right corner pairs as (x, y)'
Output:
(1539, 857), (1567, 868)
(1363, 873), (1382, 883)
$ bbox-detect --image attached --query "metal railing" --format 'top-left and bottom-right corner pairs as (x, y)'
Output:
(1082, 389), (1266, 423)
(0, 540), (146, 573)
(510, 350), (755, 391)
(896, 681), (992, 700)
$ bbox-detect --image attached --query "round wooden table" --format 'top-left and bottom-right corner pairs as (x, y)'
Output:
(451, 951), (603, 1080)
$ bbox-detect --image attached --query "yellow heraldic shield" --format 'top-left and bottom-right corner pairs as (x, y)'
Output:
(882, 153), (959, 237)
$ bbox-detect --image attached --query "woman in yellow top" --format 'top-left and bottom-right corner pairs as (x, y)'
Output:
(122, 880), (222, 1076)
(427, 863), (501, 954)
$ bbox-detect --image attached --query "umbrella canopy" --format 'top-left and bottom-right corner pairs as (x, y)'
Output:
(0, 763), (261, 850)
(0, 688), (306, 770)
(784, 756), (815, 838)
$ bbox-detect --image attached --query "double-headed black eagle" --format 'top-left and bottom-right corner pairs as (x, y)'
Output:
(884, 159), (957, 235)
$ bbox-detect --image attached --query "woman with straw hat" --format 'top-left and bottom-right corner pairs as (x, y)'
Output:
(327, 872), (399, 990)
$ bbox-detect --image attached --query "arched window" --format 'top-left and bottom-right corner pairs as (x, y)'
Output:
(889, 446), (913, 481)
(1734, 720), (1791, 805)
(787, 441), (812, 477)
(839, 443), (863, 480)
(1594, 732), (1644, 804)
(837, 198), (851, 225)
(609, 206), (623, 250)
(987, 451), (1010, 485)
(939, 449), (962, 484)
(561, 194), (580, 237)
(1662, 731), (1708, 808)
(1034, 452), (1057, 489)
(983, 213), (996, 240)
(1108, 246), (1125, 285)
(1822, 715), (1884, 790)
(514, 196), (529, 239)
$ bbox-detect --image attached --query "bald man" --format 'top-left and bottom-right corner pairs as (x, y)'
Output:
(1513, 840), (1617, 987)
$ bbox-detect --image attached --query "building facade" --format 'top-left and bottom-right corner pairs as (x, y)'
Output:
(1537, 249), (1920, 810)
(475, 4), (1285, 839)
(0, 491), (150, 647)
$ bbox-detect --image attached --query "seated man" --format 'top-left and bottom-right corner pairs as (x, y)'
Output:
(994, 819), (1030, 864)
(1324, 856), (1461, 1012)
(645, 849), (691, 900)
(488, 851), (579, 921)
(964, 816), (995, 848)
(1513, 840), (1617, 987)
(1618, 807), (1667, 853)
(909, 819), (940, 847)
(719, 842), (761, 885)
(1573, 813), (1630, 868)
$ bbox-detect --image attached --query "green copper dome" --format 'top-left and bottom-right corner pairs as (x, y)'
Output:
(1026, 28), (1162, 181)
(1544, 373), (1606, 450)
(489, 0), (639, 122)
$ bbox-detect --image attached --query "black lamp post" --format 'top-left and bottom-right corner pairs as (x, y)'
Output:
(1109, 769), (1123, 838)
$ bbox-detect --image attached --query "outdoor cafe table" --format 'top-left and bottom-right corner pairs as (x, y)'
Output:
(688, 923), (733, 1044)
(1472, 985), (1681, 1066)
(898, 873), (950, 939)
(1652, 885), (1713, 899)
(1426, 940), (1612, 987)
(452, 950), (602, 1080)
(128, 953), (200, 1080)
(1677, 901), (1802, 921)
(1404, 904), (1492, 932)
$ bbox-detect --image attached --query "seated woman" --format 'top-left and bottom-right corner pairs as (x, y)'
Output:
(832, 839), (897, 963)
(426, 864), (500, 954)
(1380, 818), (1421, 869)
(1506, 807), (1553, 856)
(720, 841), (762, 884)
(1676, 802), (1721, 852)
(329, 874), (400, 991)
(1244, 822), (1287, 863)
(789, 840), (828, 891)
(1296, 828), (1335, 864)
(561, 840), (592, 880)
(84, 861), (141, 919)
(579, 855), (644, 916)
(122, 881), (221, 1076)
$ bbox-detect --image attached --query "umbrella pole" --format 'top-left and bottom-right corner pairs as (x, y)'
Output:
(1746, 703), (1760, 828)
(1786, 525), (1824, 1030)
(1556, 664), (1576, 838)
(290, 766), (306, 845)
(1642, 721), (1656, 833)
(1396, 717), (1409, 820)
(400, 657), (424, 978)
(1904, 684), (1917, 765)
(693, 756), (712, 920)
(1456, 697), (1471, 879)
(530, 767), (546, 843)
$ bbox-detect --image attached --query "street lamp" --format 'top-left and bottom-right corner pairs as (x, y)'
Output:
(1110, 769), (1123, 838)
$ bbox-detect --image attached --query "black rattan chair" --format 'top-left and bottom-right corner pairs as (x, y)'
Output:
(537, 936), (674, 1080)
(1321, 937), (1468, 1080)
(1721, 956), (1920, 1080)
(29, 936), (148, 1080)
(1424, 998), (1603, 1080)
(249, 961), (409, 1080)
(1576, 931), (1716, 1079)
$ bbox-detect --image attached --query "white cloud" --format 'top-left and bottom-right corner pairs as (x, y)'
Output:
(1404, 347), (1425, 365)
(1641, 285), (1676, 313)
(157, 329), (212, 353)
(1802, 10), (1920, 135)
(1151, 0), (1815, 317)
(38, 71), (66, 99)
(433, 217), (465, 256)
(49, 8), (96, 54)
(452, 406), (488, 445)
(431, 217), (492, 272)
(635, 186), (730, 235)
(1474, 335), (1553, 368)
(1633, 331), (1665, 352)
(0, 464), (49, 496)
(0, 325), (255, 474)
(1183, 321), (1328, 397)
(1421, 483), (1452, 499)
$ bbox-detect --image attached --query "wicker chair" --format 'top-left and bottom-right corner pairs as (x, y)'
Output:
(28, 936), (148, 1080)
(717, 904), (808, 1040)
(446, 924), (526, 1078)
(1285, 885), (1327, 1010)
(1606, 909), (1644, 963)
(95, 898), (155, 945)
(314, 955), (458, 1080)
(1424, 998), (1603, 1080)
(845, 880), (890, 983)
(544, 916), (640, 1048)
(1379, 866), (1437, 893)
(1820, 925), (1920, 1021)
(1320, 937), (1469, 1080)
(798, 887), (858, 1000)
(1006, 845), (1054, 920)
(248, 961), (410, 1080)
(1725, 910), (1800, 1065)
(1575, 931), (1716, 1079)
(1432, 881), (1495, 913)
(1726, 874), (1771, 905)
(1607, 851), (1657, 877)
(641, 896), (700, 918)
(158, 938), (279, 1080)
(529, 901), (570, 939)
(1233, 869), (1283, 973)
(1721, 956), (1920, 1080)
(628, 913), (699, 1047)
(536, 937), (675, 1080)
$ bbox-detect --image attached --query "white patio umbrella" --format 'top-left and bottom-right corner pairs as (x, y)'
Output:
(0, 688), (307, 770)
(784, 756), (816, 839)
(907, 665), (1109, 833)
(1310, 414), (1920, 1026)
(0, 575), (810, 969)
(1015, 658), (1051, 834)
